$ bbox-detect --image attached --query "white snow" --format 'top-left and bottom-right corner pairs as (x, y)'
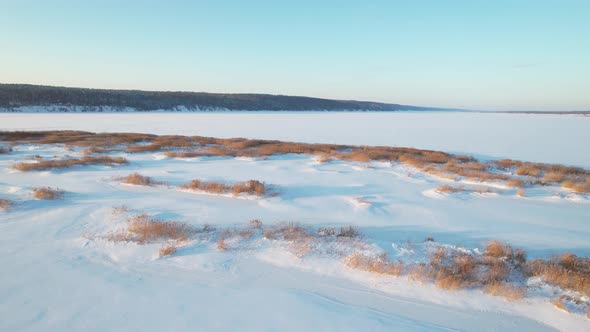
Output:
(1, 113), (590, 331)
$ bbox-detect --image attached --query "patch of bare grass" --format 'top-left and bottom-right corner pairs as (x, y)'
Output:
(120, 173), (158, 186)
(527, 253), (590, 295)
(435, 185), (465, 193)
(344, 252), (404, 276)
(32, 187), (64, 200)
(13, 155), (127, 171)
(125, 214), (195, 243)
(181, 178), (266, 197)
(562, 180), (590, 194)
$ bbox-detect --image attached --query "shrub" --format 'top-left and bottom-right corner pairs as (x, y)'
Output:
(32, 187), (64, 200)
(516, 188), (525, 197)
(0, 198), (12, 210)
(158, 245), (177, 257)
(120, 173), (157, 186)
(424, 236), (435, 242)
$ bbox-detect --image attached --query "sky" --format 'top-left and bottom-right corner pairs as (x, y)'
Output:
(1, 0), (589, 111)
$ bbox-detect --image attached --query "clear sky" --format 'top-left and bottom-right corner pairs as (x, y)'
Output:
(1, 0), (589, 111)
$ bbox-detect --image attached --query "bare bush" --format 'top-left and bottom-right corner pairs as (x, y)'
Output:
(32, 187), (64, 200)
(337, 225), (360, 238)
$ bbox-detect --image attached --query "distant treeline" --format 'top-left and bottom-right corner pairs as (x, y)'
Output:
(0, 84), (436, 112)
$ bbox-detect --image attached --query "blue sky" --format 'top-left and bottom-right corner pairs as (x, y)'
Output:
(1, 0), (589, 111)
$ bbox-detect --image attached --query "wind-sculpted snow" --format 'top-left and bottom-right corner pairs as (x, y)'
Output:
(1, 131), (589, 331)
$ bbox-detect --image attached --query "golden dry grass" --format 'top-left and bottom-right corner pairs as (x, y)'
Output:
(484, 282), (526, 300)
(181, 179), (266, 196)
(126, 214), (195, 243)
(120, 173), (158, 186)
(13, 155), (127, 171)
(32, 187), (64, 200)
(506, 178), (525, 188)
(435, 185), (465, 193)
(515, 164), (540, 177)
(344, 253), (404, 276)
(527, 253), (590, 295)
(4, 130), (590, 192)
(562, 180), (590, 194)
(158, 245), (177, 257)
(231, 180), (266, 196)
(516, 188), (526, 197)
(0, 198), (12, 210)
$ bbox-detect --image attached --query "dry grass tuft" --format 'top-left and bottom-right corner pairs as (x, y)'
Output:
(542, 172), (565, 184)
(14, 155), (127, 171)
(516, 188), (525, 197)
(435, 185), (465, 193)
(181, 178), (266, 197)
(158, 245), (177, 257)
(120, 173), (158, 186)
(126, 214), (195, 243)
(231, 180), (266, 196)
(180, 179), (230, 194)
(484, 282), (526, 300)
(527, 253), (590, 295)
(344, 253), (404, 276)
(515, 164), (540, 177)
(562, 180), (590, 194)
(0, 198), (12, 210)
(32, 187), (64, 200)
(506, 179), (525, 188)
